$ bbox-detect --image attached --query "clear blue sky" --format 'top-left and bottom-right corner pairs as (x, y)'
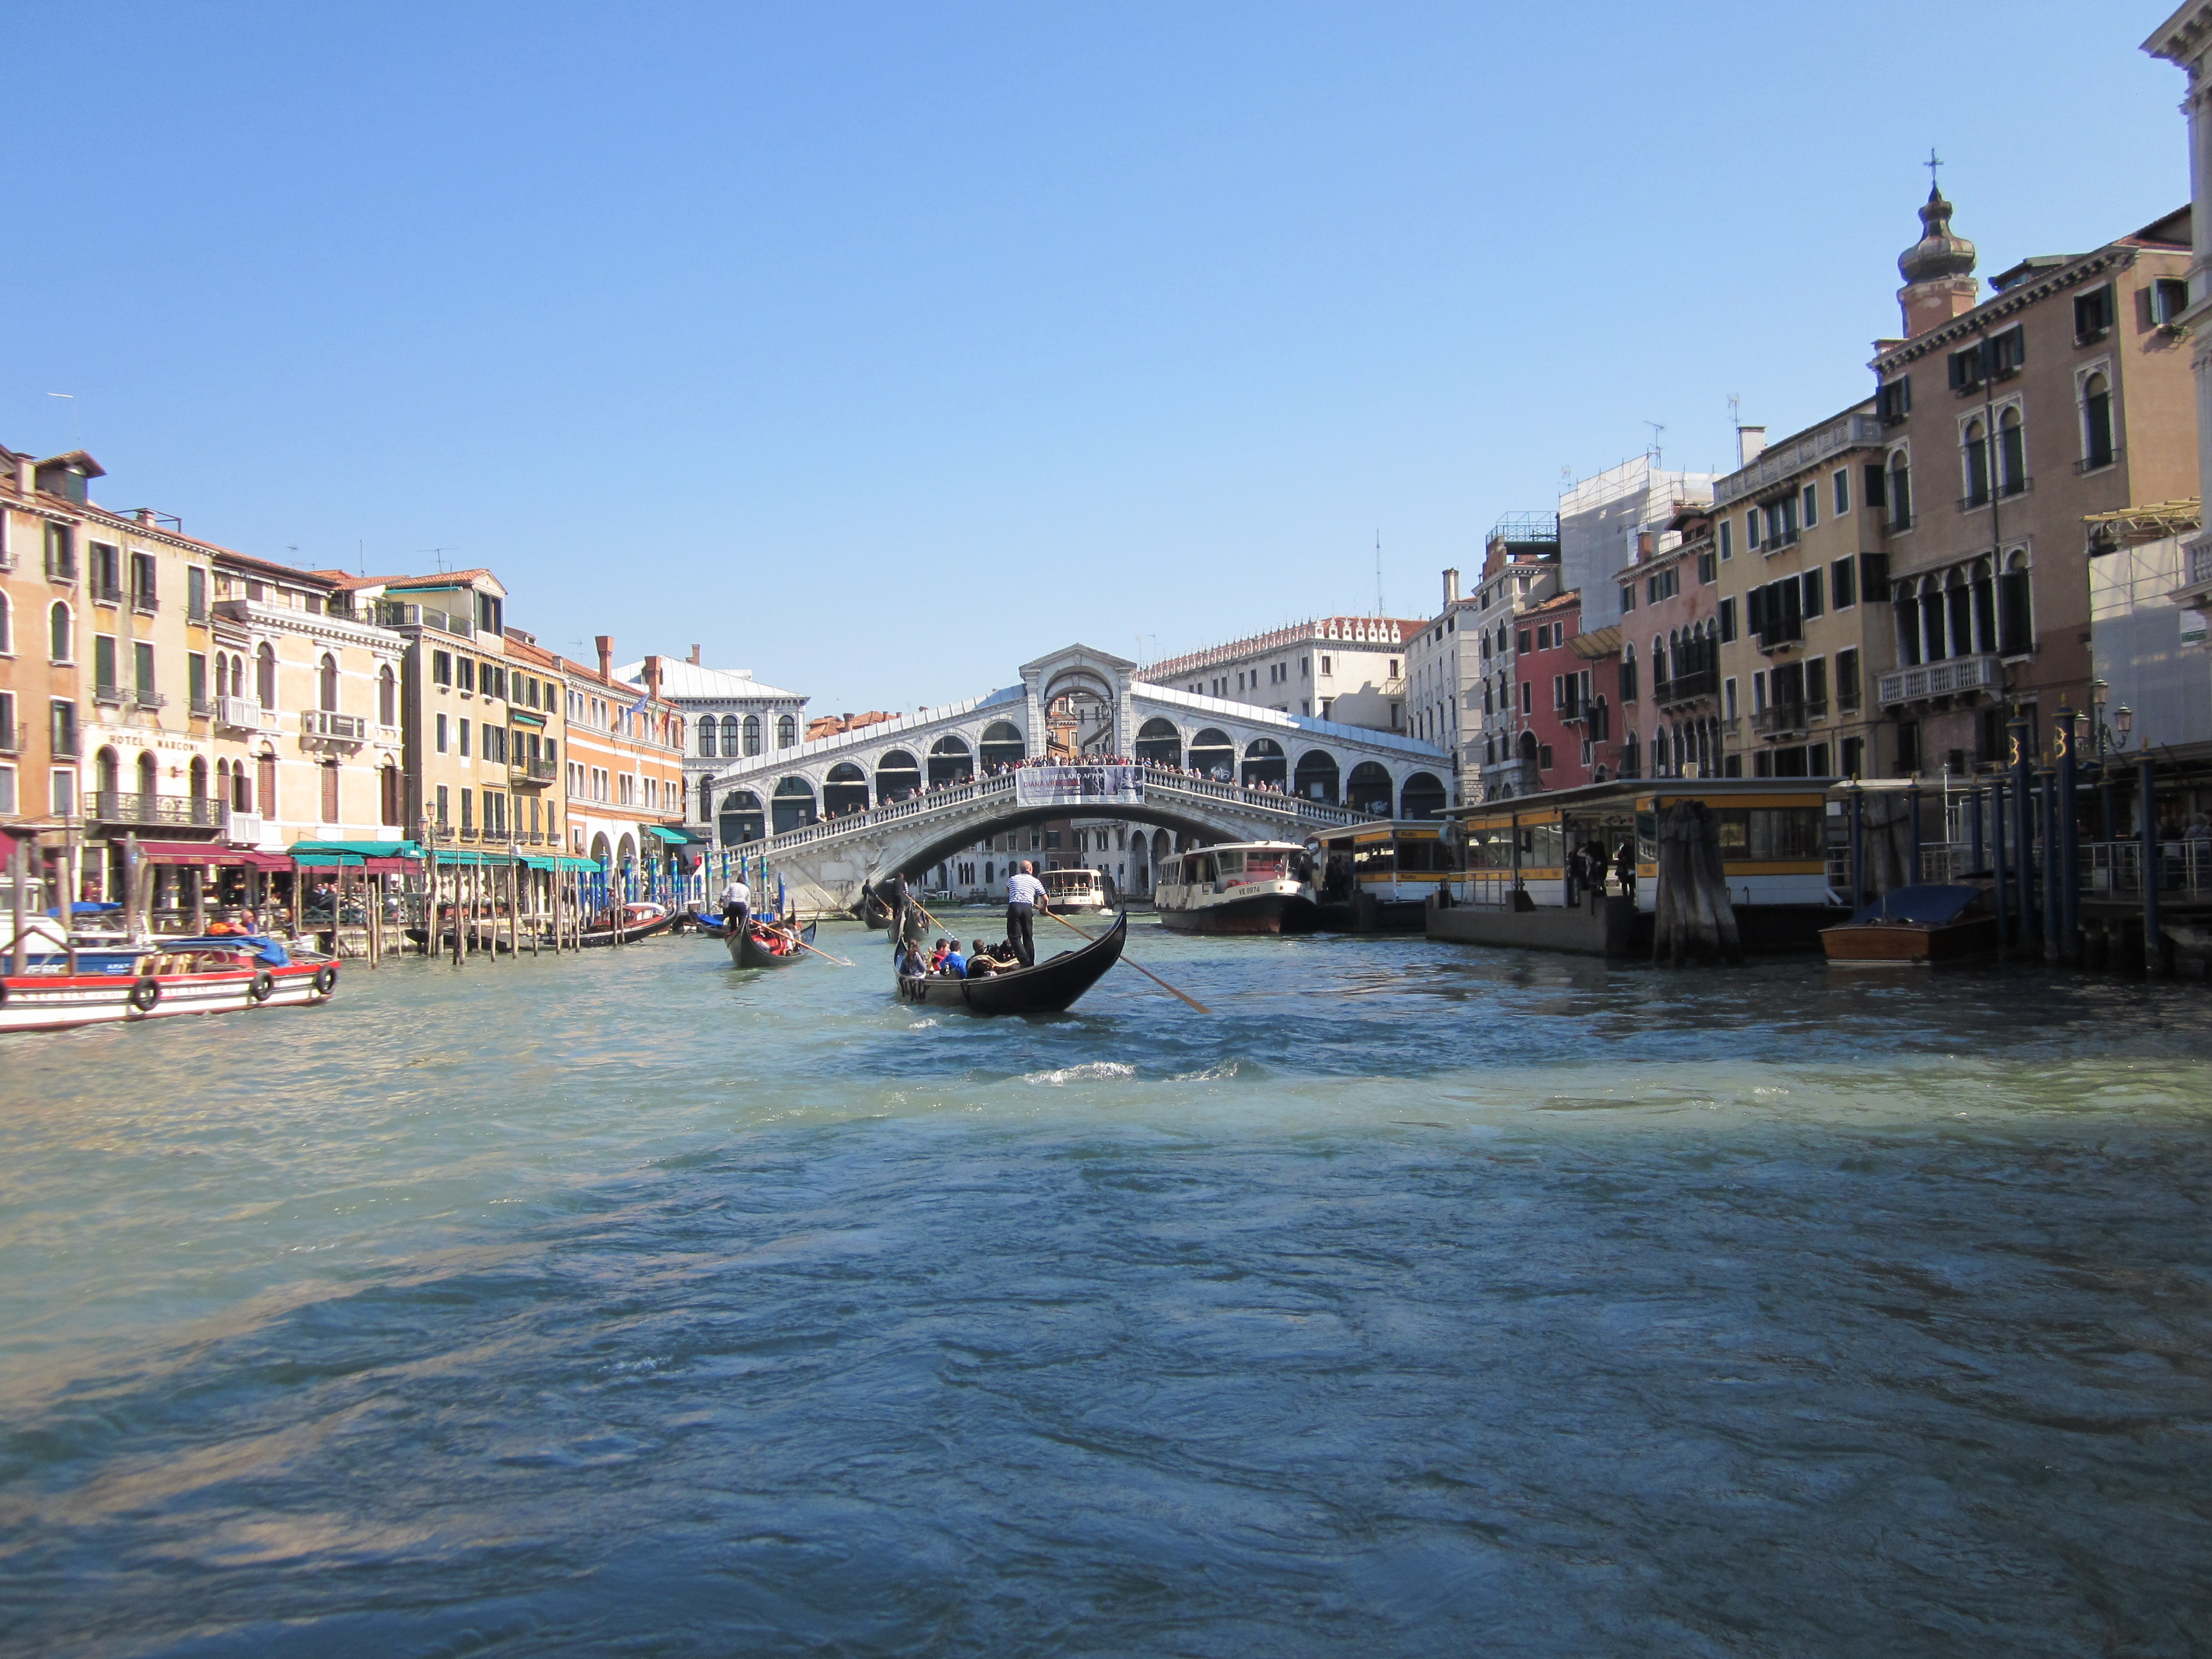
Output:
(2, 2), (2188, 714)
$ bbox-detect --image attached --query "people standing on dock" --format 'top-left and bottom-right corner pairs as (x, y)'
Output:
(1005, 861), (1048, 967)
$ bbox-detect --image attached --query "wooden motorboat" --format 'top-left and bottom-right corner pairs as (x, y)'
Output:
(0, 936), (338, 1034)
(729, 919), (817, 969)
(1820, 884), (1998, 965)
(897, 910), (1126, 1015)
(577, 909), (681, 949)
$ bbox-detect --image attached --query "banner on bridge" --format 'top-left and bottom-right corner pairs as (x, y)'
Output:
(1013, 765), (1142, 810)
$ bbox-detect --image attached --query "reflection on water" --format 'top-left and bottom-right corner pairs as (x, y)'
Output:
(2, 920), (2209, 1656)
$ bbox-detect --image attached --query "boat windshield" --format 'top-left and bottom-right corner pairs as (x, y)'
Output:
(1044, 870), (1100, 895)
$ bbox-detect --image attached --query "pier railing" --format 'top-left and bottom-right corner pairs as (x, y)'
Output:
(2080, 839), (2212, 900)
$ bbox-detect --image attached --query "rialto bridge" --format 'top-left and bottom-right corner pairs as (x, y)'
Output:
(697, 644), (1453, 913)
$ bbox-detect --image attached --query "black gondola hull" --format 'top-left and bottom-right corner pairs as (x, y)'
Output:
(729, 921), (818, 968)
(896, 911), (1126, 1015)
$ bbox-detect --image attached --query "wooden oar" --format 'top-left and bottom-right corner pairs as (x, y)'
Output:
(792, 934), (853, 967)
(1039, 907), (1212, 1014)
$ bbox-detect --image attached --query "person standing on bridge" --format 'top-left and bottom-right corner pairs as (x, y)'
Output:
(1005, 860), (1048, 967)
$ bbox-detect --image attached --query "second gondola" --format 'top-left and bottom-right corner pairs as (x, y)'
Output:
(729, 919), (818, 969)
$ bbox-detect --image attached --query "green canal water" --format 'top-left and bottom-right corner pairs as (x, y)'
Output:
(1, 917), (2208, 1656)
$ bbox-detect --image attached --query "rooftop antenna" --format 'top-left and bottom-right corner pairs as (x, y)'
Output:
(418, 547), (451, 573)
(1374, 531), (1385, 617)
(1644, 421), (1665, 468)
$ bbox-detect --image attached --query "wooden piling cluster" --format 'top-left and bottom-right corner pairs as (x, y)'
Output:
(1650, 800), (1743, 966)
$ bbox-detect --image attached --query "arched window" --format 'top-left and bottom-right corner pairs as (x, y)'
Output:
(137, 750), (159, 799)
(875, 750), (920, 802)
(319, 653), (340, 712)
(743, 714), (762, 756)
(378, 665), (397, 726)
(1240, 737), (1286, 789)
(824, 762), (869, 816)
(2082, 372), (2114, 469)
(1293, 748), (1339, 803)
(709, 714), (732, 757)
(776, 713), (797, 748)
(926, 734), (972, 786)
(381, 763), (403, 827)
(95, 746), (121, 800)
(1999, 550), (2034, 655)
(718, 789), (765, 844)
(257, 643), (278, 710)
(257, 749), (278, 817)
(1963, 417), (1989, 506)
(1134, 718), (1181, 768)
(1518, 731), (1538, 764)
(1400, 771), (1447, 819)
(1887, 450), (1912, 529)
(1945, 568), (1973, 661)
(1622, 729), (1641, 780)
(1920, 576), (1947, 664)
(1346, 760), (1393, 816)
(50, 602), (72, 663)
(1998, 406), (2025, 495)
(1971, 558), (1997, 654)
(770, 776), (815, 834)
(978, 721), (1025, 770)
(189, 757), (207, 802)
(1187, 728), (1234, 779)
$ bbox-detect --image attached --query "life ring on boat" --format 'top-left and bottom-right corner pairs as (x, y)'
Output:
(128, 976), (162, 1014)
(248, 971), (276, 1004)
(312, 963), (338, 997)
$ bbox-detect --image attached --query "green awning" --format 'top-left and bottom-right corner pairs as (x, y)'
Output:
(644, 825), (690, 845)
(522, 855), (601, 873)
(290, 839), (422, 860)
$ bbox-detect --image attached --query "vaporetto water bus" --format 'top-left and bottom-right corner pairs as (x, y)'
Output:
(1042, 868), (1112, 914)
(1426, 777), (1843, 957)
(1311, 821), (1455, 931)
(1154, 842), (1321, 934)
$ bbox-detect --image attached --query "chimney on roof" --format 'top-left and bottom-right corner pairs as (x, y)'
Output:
(1736, 425), (1767, 467)
(688, 644), (701, 666)
(1443, 567), (1460, 607)
(13, 456), (32, 493)
(134, 508), (156, 525)
(595, 634), (613, 682)
(643, 654), (663, 698)
(1636, 529), (1654, 560)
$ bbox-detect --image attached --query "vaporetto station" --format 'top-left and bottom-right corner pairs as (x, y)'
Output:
(700, 645), (1452, 914)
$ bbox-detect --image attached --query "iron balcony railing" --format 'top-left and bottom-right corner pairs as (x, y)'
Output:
(1751, 700), (1827, 737)
(51, 727), (80, 759)
(92, 792), (222, 828)
(90, 580), (124, 605)
(0, 722), (21, 757)
(512, 757), (559, 781)
(190, 696), (218, 719)
(1652, 668), (1720, 707)
(135, 688), (167, 709)
(1876, 653), (2004, 706)
(93, 682), (129, 707)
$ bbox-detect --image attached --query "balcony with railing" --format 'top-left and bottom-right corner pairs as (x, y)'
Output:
(218, 695), (263, 731)
(89, 579), (123, 606)
(1652, 667), (1720, 708)
(50, 726), (80, 760)
(512, 756), (559, 782)
(1876, 653), (2004, 706)
(190, 696), (218, 719)
(91, 792), (222, 828)
(373, 600), (474, 638)
(0, 722), (21, 757)
(302, 709), (368, 743)
(135, 688), (166, 710)
(1751, 701), (1826, 738)
(93, 682), (130, 708)
(1479, 758), (1542, 798)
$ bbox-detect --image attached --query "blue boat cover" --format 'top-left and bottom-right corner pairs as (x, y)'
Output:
(164, 934), (294, 967)
(1850, 884), (1983, 926)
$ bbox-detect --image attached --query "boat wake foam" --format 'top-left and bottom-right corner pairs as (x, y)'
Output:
(1020, 1061), (1137, 1087)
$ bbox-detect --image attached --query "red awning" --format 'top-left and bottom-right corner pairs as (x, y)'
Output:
(132, 841), (294, 870)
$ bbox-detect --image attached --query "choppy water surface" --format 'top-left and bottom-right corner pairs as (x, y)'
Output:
(2, 919), (2209, 1657)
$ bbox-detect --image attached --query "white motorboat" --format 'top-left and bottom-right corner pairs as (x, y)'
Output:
(1154, 842), (1321, 934)
(1041, 868), (1112, 914)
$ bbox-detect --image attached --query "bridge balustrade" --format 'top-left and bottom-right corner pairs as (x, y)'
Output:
(715, 765), (1373, 860)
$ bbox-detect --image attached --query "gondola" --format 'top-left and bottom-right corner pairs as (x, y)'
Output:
(729, 919), (817, 969)
(578, 910), (681, 948)
(896, 910), (1126, 1015)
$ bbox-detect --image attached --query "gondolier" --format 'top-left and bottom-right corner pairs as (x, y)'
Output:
(718, 874), (750, 931)
(1005, 861), (1048, 967)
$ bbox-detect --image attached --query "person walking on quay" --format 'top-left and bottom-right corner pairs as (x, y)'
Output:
(718, 872), (750, 932)
(1005, 860), (1048, 968)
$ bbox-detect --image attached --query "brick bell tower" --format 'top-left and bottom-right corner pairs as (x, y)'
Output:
(1897, 165), (1980, 339)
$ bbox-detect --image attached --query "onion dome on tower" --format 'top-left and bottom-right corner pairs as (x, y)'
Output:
(1895, 181), (1980, 339)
